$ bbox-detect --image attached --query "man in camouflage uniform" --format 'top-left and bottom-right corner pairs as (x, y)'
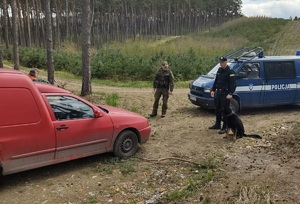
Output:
(150, 61), (174, 118)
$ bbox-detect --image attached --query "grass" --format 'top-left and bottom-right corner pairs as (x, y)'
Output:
(5, 64), (190, 89)
(37, 69), (190, 89)
(93, 78), (151, 88)
(119, 160), (137, 175)
(200, 17), (288, 55)
(92, 157), (137, 176)
(104, 93), (119, 107)
(235, 184), (274, 204)
(162, 169), (214, 202)
(161, 155), (219, 203)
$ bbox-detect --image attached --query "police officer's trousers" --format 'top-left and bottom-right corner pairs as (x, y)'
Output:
(214, 92), (231, 128)
(152, 88), (169, 115)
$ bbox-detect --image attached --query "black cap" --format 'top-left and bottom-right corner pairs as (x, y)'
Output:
(29, 69), (36, 77)
(219, 56), (227, 62)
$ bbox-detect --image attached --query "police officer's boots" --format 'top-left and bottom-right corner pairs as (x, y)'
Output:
(218, 123), (227, 134)
(209, 122), (221, 129)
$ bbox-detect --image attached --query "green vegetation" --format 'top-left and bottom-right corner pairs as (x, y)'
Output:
(104, 93), (120, 107)
(119, 160), (137, 175)
(92, 157), (137, 176)
(201, 17), (288, 54)
(161, 155), (220, 203)
(2, 17), (291, 83)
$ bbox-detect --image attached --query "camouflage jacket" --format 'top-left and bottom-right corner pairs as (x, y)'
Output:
(153, 69), (174, 92)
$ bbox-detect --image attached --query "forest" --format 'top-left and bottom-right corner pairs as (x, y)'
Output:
(1, 0), (242, 48)
(0, 0), (247, 95)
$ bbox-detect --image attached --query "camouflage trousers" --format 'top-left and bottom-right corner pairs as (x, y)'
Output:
(151, 88), (169, 115)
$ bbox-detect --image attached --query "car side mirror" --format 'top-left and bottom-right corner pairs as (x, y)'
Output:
(237, 72), (247, 79)
(93, 109), (103, 118)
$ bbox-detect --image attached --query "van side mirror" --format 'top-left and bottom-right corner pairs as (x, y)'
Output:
(237, 72), (247, 79)
(93, 109), (103, 118)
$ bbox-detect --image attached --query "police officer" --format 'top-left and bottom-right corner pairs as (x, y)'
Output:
(209, 57), (236, 134)
(150, 61), (174, 118)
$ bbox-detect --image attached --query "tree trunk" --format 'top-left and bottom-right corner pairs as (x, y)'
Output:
(3, 0), (9, 49)
(0, 0), (242, 51)
(44, 0), (54, 84)
(0, 25), (3, 68)
(65, 0), (69, 39)
(12, 0), (20, 70)
(25, 0), (32, 47)
(55, 0), (61, 48)
(17, 0), (25, 46)
(0, 2), (4, 67)
(81, 0), (92, 96)
(36, 0), (44, 47)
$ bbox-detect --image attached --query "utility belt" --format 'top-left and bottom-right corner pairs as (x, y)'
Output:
(215, 88), (228, 94)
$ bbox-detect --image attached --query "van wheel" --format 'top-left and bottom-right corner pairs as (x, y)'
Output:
(113, 130), (138, 158)
(230, 98), (239, 113)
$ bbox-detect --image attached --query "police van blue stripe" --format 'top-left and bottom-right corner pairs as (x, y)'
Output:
(236, 84), (297, 92)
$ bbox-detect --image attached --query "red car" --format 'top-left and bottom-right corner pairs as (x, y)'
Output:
(0, 69), (151, 176)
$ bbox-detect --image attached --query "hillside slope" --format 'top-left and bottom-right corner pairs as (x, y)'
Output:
(270, 20), (300, 55)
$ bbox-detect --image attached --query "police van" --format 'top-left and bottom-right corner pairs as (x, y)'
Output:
(188, 47), (300, 112)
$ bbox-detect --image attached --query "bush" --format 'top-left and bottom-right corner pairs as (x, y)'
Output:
(91, 49), (157, 81)
(19, 47), (46, 68)
(54, 51), (81, 75)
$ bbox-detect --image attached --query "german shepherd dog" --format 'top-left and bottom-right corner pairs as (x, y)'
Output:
(224, 111), (262, 141)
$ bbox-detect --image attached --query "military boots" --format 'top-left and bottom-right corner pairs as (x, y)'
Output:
(149, 111), (157, 117)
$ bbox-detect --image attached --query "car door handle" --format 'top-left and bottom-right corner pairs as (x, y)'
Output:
(57, 125), (69, 130)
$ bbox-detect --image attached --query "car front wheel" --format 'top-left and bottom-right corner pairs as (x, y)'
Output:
(230, 98), (239, 113)
(113, 130), (138, 158)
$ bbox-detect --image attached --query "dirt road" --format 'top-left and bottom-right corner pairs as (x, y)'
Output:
(1, 85), (300, 204)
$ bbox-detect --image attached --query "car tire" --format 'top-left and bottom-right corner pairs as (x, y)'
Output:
(230, 98), (239, 113)
(113, 130), (138, 158)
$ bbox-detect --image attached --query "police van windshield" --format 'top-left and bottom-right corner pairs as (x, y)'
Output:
(206, 62), (237, 77)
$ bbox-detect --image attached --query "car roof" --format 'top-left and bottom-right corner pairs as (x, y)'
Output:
(34, 82), (71, 93)
(0, 68), (71, 94)
(232, 56), (300, 63)
(0, 68), (25, 74)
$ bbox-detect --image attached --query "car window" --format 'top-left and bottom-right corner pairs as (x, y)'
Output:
(264, 61), (296, 79)
(239, 62), (260, 78)
(207, 62), (237, 76)
(46, 96), (94, 120)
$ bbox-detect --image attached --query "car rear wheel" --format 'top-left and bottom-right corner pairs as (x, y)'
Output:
(0, 167), (3, 181)
(113, 130), (138, 158)
(230, 98), (239, 113)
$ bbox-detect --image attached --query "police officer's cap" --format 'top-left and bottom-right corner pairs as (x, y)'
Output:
(219, 56), (227, 62)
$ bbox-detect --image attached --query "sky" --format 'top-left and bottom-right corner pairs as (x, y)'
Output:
(241, 0), (300, 19)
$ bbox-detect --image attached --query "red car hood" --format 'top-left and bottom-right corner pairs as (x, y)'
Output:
(96, 104), (149, 129)
(99, 105), (141, 116)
